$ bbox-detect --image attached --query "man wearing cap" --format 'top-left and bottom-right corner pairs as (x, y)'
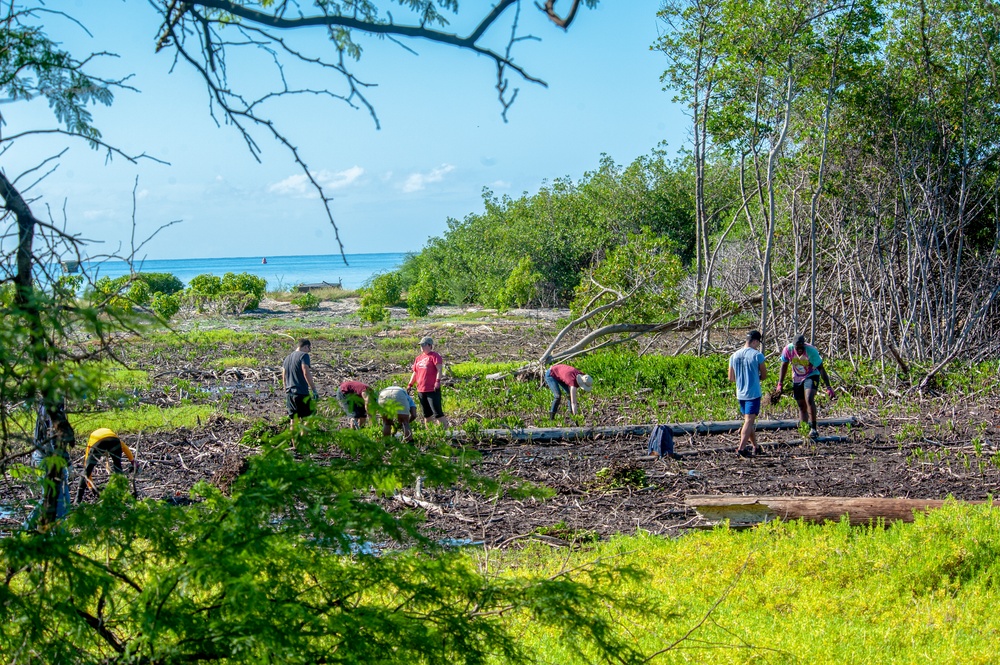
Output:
(336, 380), (375, 429)
(777, 334), (835, 439)
(75, 428), (135, 502)
(407, 336), (449, 428)
(282, 338), (319, 424)
(377, 386), (417, 442)
(729, 330), (767, 457)
(545, 363), (593, 419)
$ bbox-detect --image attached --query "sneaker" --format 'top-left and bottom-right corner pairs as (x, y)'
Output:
(736, 447), (753, 458)
(809, 428), (819, 440)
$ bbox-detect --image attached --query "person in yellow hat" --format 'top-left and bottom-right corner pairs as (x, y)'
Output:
(75, 428), (135, 502)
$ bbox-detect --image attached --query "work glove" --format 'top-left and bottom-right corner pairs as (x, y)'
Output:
(776, 382), (783, 393)
(311, 390), (320, 402)
(825, 387), (835, 399)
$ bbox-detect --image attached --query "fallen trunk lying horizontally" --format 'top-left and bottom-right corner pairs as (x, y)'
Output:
(685, 494), (988, 527)
(453, 417), (857, 444)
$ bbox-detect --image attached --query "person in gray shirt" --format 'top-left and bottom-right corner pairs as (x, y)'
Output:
(282, 339), (318, 422)
(728, 330), (767, 458)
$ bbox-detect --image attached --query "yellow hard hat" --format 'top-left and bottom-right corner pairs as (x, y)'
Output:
(88, 428), (118, 447)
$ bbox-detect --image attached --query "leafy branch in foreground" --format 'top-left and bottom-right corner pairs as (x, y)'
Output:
(1, 421), (652, 663)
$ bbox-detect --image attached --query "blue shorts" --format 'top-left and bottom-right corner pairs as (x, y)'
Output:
(739, 397), (761, 415)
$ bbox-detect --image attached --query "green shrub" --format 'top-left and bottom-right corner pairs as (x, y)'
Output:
(151, 292), (181, 320)
(358, 302), (391, 325)
(139, 272), (184, 295)
(406, 271), (436, 318)
(363, 272), (403, 307)
(291, 292), (321, 311)
(222, 272), (267, 309)
(496, 256), (541, 311)
(188, 273), (222, 296)
(358, 272), (402, 324)
(127, 279), (152, 306)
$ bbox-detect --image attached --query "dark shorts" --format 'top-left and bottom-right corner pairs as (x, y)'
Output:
(738, 398), (761, 415)
(793, 377), (819, 401)
(341, 392), (367, 419)
(286, 393), (313, 419)
(418, 389), (445, 419)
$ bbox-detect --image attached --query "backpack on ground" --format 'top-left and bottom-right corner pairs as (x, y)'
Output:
(646, 424), (681, 459)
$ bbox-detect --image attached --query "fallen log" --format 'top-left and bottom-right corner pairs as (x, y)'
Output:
(685, 494), (988, 527)
(453, 417), (857, 444)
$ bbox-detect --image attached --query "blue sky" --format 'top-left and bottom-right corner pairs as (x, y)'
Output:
(5, 1), (684, 260)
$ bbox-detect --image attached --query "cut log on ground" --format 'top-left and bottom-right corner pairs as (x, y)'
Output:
(453, 417), (858, 444)
(685, 495), (989, 527)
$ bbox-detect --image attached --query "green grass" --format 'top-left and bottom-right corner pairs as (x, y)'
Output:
(267, 286), (357, 302)
(73, 404), (220, 434)
(208, 356), (260, 371)
(482, 502), (1000, 664)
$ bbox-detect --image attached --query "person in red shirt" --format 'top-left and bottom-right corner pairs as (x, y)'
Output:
(407, 336), (450, 428)
(336, 380), (375, 429)
(545, 363), (593, 419)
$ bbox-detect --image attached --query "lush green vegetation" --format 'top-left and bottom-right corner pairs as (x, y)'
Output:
(364, 153), (693, 311)
(0, 425), (648, 664)
(490, 502), (1000, 664)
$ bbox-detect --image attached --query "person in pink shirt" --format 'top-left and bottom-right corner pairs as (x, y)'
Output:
(336, 380), (375, 429)
(545, 363), (593, 419)
(406, 336), (450, 428)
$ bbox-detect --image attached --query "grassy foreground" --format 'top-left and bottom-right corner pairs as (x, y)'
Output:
(483, 502), (1000, 664)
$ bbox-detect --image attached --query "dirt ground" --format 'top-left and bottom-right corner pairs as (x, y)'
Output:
(4, 300), (1000, 543)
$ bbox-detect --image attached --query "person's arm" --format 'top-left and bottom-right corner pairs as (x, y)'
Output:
(728, 360), (736, 383)
(758, 358), (767, 381)
(568, 385), (579, 415)
(777, 361), (789, 391)
(302, 361), (317, 394)
(818, 364), (834, 396)
(435, 357), (444, 390)
(406, 370), (417, 391)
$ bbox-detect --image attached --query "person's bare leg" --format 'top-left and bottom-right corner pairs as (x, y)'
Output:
(400, 415), (413, 442)
(382, 416), (393, 438)
(436, 416), (450, 429)
(739, 413), (755, 452)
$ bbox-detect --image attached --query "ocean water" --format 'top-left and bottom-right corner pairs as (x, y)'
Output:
(78, 253), (407, 291)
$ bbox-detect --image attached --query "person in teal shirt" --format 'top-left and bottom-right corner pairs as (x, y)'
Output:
(777, 334), (835, 439)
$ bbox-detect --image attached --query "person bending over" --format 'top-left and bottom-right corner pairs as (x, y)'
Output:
(336, 380), (375, 429)
(544, 363), (593, 419)
(75, 427), (135, 502)
(378, 386), (417, 443)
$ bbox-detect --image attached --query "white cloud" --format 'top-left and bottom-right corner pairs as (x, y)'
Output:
(402, 164), (455, 193)
(489, 180), (511, 189)
(268, 174), (314, 197)
(321, 166), (364, 190)
(268, 166), (365, 198)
